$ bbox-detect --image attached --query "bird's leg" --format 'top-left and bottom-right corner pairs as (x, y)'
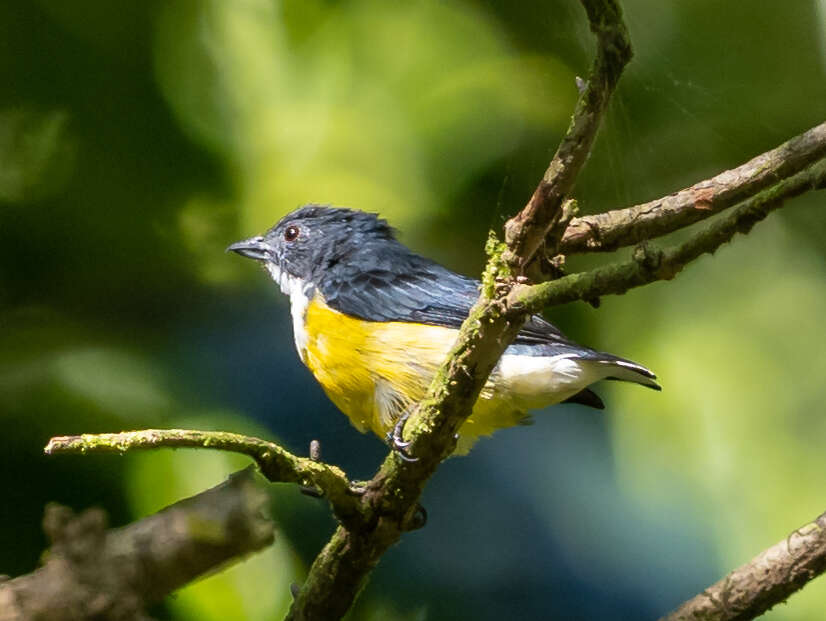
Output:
(386, 405), (419, 462)
(309, 439), (321, 461)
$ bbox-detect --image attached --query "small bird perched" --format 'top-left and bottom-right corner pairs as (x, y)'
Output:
(229, 206), (659, 455)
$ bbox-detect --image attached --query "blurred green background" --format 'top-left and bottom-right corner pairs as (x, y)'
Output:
(2, 0), (825, 619)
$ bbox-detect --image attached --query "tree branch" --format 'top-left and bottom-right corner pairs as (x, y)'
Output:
(45, 430), (364, 527)
(0, 469), (273, 621)
(503, 0), (633, 270)
(509, 157), (826, 312)
(560, 120), (826, 254)
(660, 510), (826, 621)
(287, 2), (634, 619)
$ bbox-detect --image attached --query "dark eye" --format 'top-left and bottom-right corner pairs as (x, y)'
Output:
(284, 225), (299, 242)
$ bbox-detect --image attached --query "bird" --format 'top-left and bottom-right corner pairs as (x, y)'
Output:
(228, 205), (659, 455)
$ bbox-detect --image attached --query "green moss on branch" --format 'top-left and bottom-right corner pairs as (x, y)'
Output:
(46, 430), (364, 526)
(510, 158), (826, 313)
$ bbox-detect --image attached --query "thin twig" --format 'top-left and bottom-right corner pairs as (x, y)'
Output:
(660, 510), (826, 621)
(503, 0), (633, 270)
(560, 121), (826, 254)
(510, 158), (826, 313)
(46, 430), (364, 526)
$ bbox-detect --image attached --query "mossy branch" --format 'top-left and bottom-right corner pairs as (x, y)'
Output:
(287, 2), (634, 619)
(509, 157), (826, 313)
(46, 430), (364, 526)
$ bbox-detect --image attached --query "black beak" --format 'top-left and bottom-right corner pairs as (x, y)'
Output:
(227, 236), (271, 260)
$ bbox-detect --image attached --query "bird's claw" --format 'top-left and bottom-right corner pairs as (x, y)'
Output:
(394, 446), (419, 463)
(388, 407), (419, 462)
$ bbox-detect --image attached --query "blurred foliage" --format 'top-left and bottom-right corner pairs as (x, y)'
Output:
(154, 0), (572, 281)
(0, 106), (77, 203)
(1, 0), (825, 619)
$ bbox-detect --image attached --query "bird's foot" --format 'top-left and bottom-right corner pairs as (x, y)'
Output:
(386, 408), (419, 462)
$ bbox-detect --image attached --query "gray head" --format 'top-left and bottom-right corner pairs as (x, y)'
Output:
(227, 205), (398, 291)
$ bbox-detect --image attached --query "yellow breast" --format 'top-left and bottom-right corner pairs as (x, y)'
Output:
(301, 294), (455, 438)
(297, 293), (563, 454)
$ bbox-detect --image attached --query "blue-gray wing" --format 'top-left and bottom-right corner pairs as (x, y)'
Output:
(318, 252), (574, 350)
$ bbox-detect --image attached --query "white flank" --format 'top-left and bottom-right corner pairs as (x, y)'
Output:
(265, 262), (311, 362)
(496, 353), (604, 408)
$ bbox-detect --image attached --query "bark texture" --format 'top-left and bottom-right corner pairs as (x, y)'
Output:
(0, 470), (273, 621)
(661, 511), (826, 621)
(560, 121), (826, 254)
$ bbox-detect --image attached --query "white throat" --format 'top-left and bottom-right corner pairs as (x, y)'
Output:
(264, 262), (311, 362)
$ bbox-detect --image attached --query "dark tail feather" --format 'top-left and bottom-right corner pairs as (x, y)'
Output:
(598, 356), (661, 391)
(564, 388), (605, 409)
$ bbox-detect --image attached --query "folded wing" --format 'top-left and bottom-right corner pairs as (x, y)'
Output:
(318, 244), (659, 391)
